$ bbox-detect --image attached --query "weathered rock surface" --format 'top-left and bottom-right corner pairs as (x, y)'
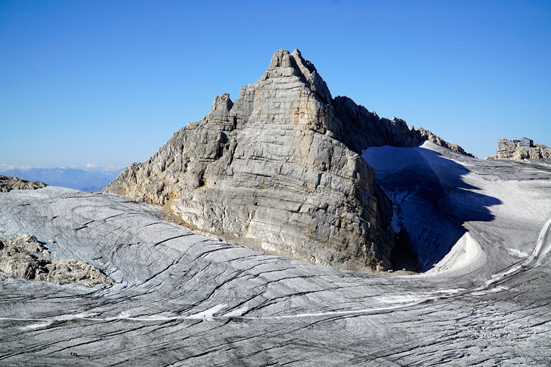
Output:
(0, 234), (113, 287)
(1, 146), (551, 366)
(0, 175), (46, 192)
(487, 138), (551, 160)
(105, 49), (472, 272)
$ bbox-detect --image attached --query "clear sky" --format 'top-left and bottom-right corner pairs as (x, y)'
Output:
(1, 0), (550, 168)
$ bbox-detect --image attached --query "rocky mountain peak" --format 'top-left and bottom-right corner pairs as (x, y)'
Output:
(105, 48), (474, 272)
(267, 48), (293, 70)
(263, 48), (332, 104)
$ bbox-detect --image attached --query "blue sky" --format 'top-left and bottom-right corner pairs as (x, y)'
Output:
(1, 0), (549, 167)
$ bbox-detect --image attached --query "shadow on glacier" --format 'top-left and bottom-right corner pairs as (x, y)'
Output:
(362, 145), (502, 272)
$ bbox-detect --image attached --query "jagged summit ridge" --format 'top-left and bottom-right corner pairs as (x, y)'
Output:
(105, 49), (471, 271)
(243, 49), (470, 156)
(264, 49), (332, 104)
(207, 48), (470, 157)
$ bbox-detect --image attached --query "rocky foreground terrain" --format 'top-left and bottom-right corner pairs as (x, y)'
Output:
(1, 142), (551, 365)
(0, 233), (113, 287)
(0, 175), (46, 192)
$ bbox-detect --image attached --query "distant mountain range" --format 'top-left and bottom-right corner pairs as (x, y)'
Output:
(0, 165), (123, 192)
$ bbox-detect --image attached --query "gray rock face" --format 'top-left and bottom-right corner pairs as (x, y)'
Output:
(0, 234), (113, 287)
(487, 138), (551, 160)
(0, 175), (46, 192)
(105, 49), (470, 271)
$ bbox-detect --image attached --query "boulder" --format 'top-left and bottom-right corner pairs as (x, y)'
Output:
(487, 139), (551, 160)
(0, 234), (113, 287)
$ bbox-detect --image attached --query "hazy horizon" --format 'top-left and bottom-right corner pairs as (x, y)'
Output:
(0, 164), (123, 192)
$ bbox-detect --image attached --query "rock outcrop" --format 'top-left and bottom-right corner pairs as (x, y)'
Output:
(487, 139), (551, 161)
(105, 49), (470, 272)
(0, 234), (113, 287)
(0, 175), (46, 192)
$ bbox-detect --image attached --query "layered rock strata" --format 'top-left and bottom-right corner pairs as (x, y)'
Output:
(105, 49), (470, 271)
(0, 175), (46, 192)
(0, 234), (113, 287)
(487, 139), (551, 161)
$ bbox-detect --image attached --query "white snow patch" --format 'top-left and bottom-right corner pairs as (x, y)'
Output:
(506, 248), (529, 258)
(223, 306), (250, 318)
(19, 321), (53, 330)
(53, 312), (98, 321)
(470, 285), (509, 296)
(117, 310), (132, 319)
(432, 288), (467, 296)
(425, 232), (486, 275)
(378, 294), (421, 304)
(188, 304), (227, 321)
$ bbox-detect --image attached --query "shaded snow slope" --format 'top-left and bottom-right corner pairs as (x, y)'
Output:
(1, 145), (551, 365)
(363, 141), (551, 274)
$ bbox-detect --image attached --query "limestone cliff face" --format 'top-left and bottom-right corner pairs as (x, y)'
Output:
(105, 49), (468, 271)
(487, 139), (551, 161)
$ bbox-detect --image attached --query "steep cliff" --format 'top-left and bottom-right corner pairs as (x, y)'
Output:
(105, 49), (469, 271)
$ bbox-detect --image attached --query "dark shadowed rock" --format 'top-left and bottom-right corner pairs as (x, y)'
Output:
(331, 97), (475, 157)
